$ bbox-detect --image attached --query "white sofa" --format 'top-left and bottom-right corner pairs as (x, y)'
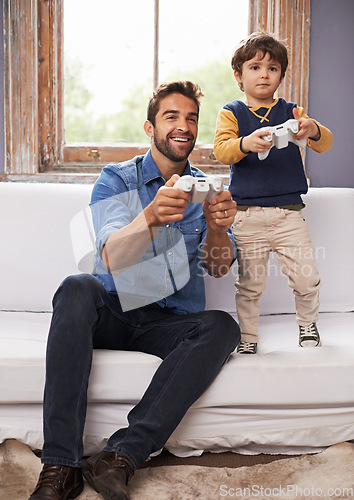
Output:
(1, 182), (354, 457)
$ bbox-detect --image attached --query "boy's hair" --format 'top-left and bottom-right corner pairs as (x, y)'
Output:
(231, 32), (288, 89)
(147, 81), (204, 126)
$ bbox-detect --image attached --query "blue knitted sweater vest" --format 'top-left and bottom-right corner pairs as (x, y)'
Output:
(224, 98), (308, 206)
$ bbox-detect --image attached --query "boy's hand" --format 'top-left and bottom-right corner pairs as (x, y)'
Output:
(293, 107), (320, 141)
(242, 129), (272, 155)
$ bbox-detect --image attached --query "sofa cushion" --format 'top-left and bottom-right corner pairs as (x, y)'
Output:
(0, 183), (92, 311)
(0, 311), (162, 404)
(1, 184), (353, 315)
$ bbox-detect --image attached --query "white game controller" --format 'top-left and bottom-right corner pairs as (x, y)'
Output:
(174, 175), (224, 203)
(258, 119), (307, 160)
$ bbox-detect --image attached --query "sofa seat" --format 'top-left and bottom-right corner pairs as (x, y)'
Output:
(1, 308), (354, 456)
(0, 311), (162, 405)
(1, 310), (354, 407)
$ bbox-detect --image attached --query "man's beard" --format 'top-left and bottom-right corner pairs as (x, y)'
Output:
(153, 131), (195, 162)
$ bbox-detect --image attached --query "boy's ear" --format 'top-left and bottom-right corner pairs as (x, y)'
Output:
(144, 120), (154, 138)
(234, 70), (242, 85)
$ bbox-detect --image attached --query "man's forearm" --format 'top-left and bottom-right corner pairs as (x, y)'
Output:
(202, 231), (235, 277)
(102, 180), (191, 273)
(103, 208), (161, 273)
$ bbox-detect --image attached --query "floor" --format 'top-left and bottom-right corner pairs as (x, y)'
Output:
(140, 449), (297, 469)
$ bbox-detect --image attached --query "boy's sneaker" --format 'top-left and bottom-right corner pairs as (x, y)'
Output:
(237, 341), (257, 354)
(299, 323), (321, 347)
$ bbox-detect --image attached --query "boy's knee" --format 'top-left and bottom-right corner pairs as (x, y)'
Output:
(295, 275), (321, 296)
(291, 261), (321, 294)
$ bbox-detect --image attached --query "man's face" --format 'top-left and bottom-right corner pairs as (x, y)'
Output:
(149, 93), (199, 163)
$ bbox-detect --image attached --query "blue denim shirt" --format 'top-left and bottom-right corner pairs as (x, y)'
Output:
(90, 149), (235, 314)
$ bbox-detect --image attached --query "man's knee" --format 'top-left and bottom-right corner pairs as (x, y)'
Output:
(53, 274), (103, 310)
(202, 310), (240, 350)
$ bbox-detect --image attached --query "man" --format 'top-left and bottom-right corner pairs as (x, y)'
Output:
(29, 81), (240, 500)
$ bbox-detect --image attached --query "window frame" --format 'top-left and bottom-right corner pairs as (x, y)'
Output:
(3, 0), (310, 182)
(249, 0), (311, 110)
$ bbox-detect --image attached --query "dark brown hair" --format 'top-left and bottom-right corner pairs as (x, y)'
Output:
(231, 32), (288, 88)
(147, 81), (204, 126)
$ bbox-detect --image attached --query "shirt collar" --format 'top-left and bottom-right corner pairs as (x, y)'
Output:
(142, 149), (193, 184)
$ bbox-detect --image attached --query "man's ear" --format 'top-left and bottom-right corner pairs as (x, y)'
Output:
(144, 120), (154, 138)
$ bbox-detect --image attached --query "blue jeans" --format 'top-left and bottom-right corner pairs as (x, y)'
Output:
(42, 274), (240, 469)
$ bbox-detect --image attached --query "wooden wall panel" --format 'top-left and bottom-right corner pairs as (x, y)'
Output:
(38, 0), (64, 170)
(4, 0), (39, 174)
(249, 0), (311, 110)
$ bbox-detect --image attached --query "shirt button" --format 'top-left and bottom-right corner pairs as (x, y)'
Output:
(166, 224), (170, 228)
(195, 228), (199, 232)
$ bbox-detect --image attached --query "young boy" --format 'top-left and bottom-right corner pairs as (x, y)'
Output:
(214, 32), (333, 354)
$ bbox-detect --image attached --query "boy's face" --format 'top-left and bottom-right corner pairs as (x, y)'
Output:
(234, 51), (282, 106)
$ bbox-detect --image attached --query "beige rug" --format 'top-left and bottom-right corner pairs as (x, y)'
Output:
(1, 439), (354, 499)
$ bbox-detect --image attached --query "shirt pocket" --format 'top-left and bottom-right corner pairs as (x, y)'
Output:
(176, 217), (206, 256)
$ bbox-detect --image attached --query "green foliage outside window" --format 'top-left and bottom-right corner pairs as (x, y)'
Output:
(64, 57), (244, 145)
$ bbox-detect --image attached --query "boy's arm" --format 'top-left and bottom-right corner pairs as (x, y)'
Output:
(214, 108), (248, 165)
(295, 106), (333, 153)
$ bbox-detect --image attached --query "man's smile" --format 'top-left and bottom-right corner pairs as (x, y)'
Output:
(169, 135), (192, 143)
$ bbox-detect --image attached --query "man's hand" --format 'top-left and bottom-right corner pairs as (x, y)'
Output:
(144, 174), (191, 228)
(203, 190), (237, 233)
(202, 189), (236, 277)
(292, 107), (320, 141)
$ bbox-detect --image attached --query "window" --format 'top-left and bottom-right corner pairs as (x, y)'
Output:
(62, 0), (248, 173)
(3, 0), (310, 181)
(63, 0), (248, 147)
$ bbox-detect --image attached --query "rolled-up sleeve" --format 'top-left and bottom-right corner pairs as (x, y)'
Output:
(90, 167), (140, 257)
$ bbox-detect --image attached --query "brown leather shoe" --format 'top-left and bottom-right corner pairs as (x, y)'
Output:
(29, 464), (83, 499)
(81, 451), (135, 500)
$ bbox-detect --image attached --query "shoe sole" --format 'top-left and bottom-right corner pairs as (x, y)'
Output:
(299, 340), (321, 347)
(68, 483), (84, 500)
